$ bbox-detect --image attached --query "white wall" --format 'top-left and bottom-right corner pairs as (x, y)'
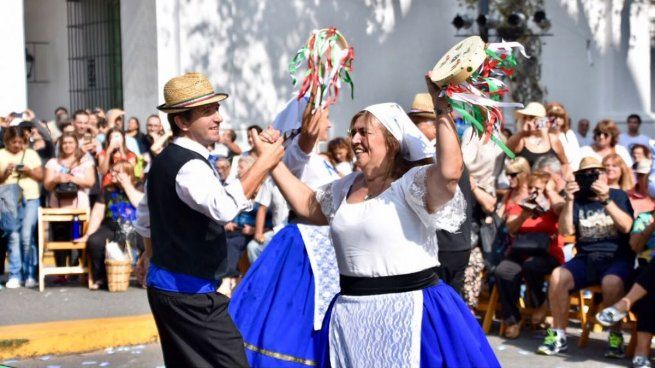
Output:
(121, 0), (160, 129)
(543, 0), (653, 135)
(24, 0), (69, 121)
(0, 0), (27, 116)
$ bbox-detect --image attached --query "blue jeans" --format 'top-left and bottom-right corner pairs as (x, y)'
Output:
(6, 198), (39, 280)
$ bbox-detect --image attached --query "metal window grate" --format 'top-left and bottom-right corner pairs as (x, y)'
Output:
(66, 0), (123, 111)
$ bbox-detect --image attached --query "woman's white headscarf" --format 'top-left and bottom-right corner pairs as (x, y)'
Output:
(364, 103), (435, 162)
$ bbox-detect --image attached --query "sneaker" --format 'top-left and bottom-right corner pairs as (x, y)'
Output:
(537, 329), (568, 355)
(597, 306), (627, 327)
(24, 278), (37, 288)
(605, 331), (626, 359)
(632, 356), (652, 368)
(5, 278), (21, 289)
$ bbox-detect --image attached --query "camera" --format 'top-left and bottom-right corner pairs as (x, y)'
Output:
(520, 191), (550, 215)
(574, 170), (599, 199)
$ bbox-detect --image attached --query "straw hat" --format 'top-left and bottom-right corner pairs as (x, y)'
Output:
(157, 72), (228, 113)
(576, 156), (604, 172)
(407, 93), (436, 120)
(515, 102), (546, 119)
(633, 159), (652, 175)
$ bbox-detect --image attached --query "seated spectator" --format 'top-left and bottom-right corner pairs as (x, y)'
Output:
(98, 128), (137, 179)
(44, 132), (96, 268)
(326, 137), (354, 176)
(495, 171), (564, 339)
(537, 157), (634, 357)
(597, 198), (655, 368)
(215, 155), (231, 186)
(629, 160), (655, 215)
(247, 177), (289, 263)
(220, 155), (259, 296)
(534, 156), (566, 193)
(631, 143), (652, 164)
(75, 160), (143, 290)
(581, 119), (633, 167)
(603, 153), (634, 191)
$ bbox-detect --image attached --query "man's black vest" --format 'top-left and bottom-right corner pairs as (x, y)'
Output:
(148, 144), (227, 280)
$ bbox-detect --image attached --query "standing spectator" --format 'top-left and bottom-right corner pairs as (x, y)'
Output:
(629, 159), (655, 215)
(0, 127), (44, 288)
(326, 137), (354, 176)
(46, 106), (68, 142)
(71, 110), (100, 156)
(603, 153), (634, 191)
(546, 103), (581, 170)
(582, 119), (633, 167)
(105, 109), (141, 155)
(212, 129), (242, 161)
(126, 117), (148, 154)
(619, 114), (650, 151)
(495, 171), (564, 338)
(631, 143), (651, 164)
(241, 124), (263, 157)
(576, 118), (592, 147)
(98, 129), (137, 176)
(215, 156), (231, 186)
(538, 157), (634, 357)
(43, 132), (96, 267)
(506, 102), (570, 175)
(75, 160), (143, 289)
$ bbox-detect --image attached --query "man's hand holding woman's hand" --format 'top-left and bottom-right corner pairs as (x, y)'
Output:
(251, 127), (284, 169)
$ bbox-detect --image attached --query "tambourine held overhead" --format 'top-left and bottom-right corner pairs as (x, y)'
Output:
(430, 36), (487, 88)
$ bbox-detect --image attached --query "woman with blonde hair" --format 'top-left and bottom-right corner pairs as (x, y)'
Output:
(546, 102), (581, 170)
(497, 157), (532, 218)
(506, 102), (569, 175)
(581, 119), (633, 167)
(603, 153), (634, 191)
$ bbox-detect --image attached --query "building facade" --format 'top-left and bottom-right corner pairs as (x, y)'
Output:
(2, 0), (653, 138)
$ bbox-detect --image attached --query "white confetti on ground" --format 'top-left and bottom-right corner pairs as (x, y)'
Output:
(46, 365), (61, 368)
(133, 345), (146, 349)
(99, 362), (111, 367)
(3, 361), (18, 365)
(81, 361), (97, 365)
(104, 348), (115, 355)
(39, 355), (52, 360)
(497, 345), (507, 351)
(517, 349), (531, 355)
(131, 350), (142, 355)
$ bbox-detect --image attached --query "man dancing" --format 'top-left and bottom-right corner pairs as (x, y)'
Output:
(135, 72), (283, 367)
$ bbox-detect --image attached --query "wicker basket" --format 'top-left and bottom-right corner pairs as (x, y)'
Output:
(105, 240), (133, 292)
(105, 259), (132, 292)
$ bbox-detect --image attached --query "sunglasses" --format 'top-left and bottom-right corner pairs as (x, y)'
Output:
(507, 172), (520, 178)
(594, 132), (609, 139)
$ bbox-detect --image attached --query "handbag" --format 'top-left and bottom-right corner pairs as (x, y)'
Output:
(512, 232), (551, 256)
(55, 182), (79, 198)
(479, 213), (509, 272)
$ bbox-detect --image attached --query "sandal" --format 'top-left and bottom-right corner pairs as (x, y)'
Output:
(596, 306), (626, 327)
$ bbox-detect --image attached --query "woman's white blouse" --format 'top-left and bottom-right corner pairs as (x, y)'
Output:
(316, 166), (466, 277)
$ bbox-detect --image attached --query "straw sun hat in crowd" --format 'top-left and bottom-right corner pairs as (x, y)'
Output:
(576, 156), (604, 172)
(407, 93), (436, 120)
(515, 102), (546, 119)
(157, 72), (228, 113)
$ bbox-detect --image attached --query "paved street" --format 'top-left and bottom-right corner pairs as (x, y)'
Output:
(5, 332), (648, 368)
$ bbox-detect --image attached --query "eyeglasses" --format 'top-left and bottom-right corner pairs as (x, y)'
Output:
(594, 132), (609, 139)
(507, 172), (520, 178)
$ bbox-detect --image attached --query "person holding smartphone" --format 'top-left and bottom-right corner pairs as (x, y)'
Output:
(98, 128), (137, 179)
(538, 156), (634, 358)
(0, 126), (44, 289)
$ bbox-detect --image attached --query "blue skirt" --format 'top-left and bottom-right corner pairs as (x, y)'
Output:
(229, 224), (320, 367)
(317, 282), (501, 368)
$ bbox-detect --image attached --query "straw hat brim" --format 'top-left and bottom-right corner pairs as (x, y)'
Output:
(408, 110), (437, 120)
(157, 92), (228, 113)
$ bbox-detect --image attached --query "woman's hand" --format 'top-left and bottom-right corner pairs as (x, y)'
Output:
(115, 172), (132, 189)
(59, 173), (73, 184)
(224, 222), (237, 232)
(74, 235), (89, 243)
(424, 72), (451, 116)
(251, 128), (284, 170)
(242, 224), (255, 236)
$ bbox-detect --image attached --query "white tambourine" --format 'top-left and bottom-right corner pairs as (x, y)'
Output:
(430, 36), (487, 88)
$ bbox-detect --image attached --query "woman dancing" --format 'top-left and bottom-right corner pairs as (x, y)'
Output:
(260, 75), (499, 367)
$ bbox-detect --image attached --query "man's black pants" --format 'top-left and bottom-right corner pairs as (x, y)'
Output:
(147, 287), (249, 368)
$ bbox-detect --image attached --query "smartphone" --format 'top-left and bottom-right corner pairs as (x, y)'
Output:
(15, 164), (25, 171)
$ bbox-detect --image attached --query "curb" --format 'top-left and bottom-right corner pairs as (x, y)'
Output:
(0, 314), (159, 360)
